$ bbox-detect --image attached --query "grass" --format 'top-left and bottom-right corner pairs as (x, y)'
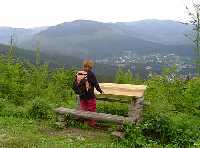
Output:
(0, 116), (124, 148)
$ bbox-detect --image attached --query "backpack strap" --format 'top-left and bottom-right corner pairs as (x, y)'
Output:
(77, 71), (87, 75)
(76, 71), (88, 85)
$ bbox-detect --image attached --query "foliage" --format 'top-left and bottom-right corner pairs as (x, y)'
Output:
(186, 1), (200, 75)
(115, 68), (142, 84)
(120, 111), (200, 147)
(0, 51), (76, 119)
(113, 66), (200, 147)
(140, 70), (200, 146)
(142, 113), (172, 145)
(183, 77), (200, 116)
(97, 101), (128, 116)
(120, 124), (147, 148)
(28, 97), (52, 120)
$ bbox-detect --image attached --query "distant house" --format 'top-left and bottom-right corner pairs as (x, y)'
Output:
(145, 66), (152, 70)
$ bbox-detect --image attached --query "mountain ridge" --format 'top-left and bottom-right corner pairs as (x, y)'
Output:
(0, 19), (194, 59)
(19, 19), (194, 59)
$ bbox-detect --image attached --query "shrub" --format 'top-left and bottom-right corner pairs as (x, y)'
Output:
(142, 113), (172, 145)
(97, 101), (128, 116)
(120, 112), (200, 147)
(169, 113), (200, 147)
(0, 58), (27, 106)
(0, 102), (27, 118)
(28, 97), (52, 120)
(183, 77), (200, 117)
(121, 124), (147, 148)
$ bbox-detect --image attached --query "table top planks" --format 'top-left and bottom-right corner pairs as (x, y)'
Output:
(95, 83), (147, 97)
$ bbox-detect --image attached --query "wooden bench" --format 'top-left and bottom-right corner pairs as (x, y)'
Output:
(54, 83), (147, 128)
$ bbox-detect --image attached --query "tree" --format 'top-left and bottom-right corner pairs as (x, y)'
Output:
(115, 68), (125, 84)
(115, 68), (133, 84)
(8, 34), (14, 60)
(186, 1), (200, 75)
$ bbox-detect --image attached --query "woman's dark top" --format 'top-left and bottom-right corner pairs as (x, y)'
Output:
(73, 70), (103, 100)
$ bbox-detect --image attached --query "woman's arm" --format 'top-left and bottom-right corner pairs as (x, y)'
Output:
(90, 72), (103, 93)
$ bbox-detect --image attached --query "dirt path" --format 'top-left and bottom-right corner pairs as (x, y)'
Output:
(40, 127), (110, 141)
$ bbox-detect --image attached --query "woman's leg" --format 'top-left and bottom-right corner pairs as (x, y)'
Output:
(86, 98), (96, 127)
(79, 99), (88, 124)
(80, 99), (87, 111)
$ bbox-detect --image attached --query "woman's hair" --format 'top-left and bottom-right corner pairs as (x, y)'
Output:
(83, 59), (94, 69)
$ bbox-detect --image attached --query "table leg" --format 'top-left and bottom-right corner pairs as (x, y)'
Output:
(128, 96), (144, 124)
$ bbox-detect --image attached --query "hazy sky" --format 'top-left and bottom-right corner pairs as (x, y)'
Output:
(0, 0), (195, 28)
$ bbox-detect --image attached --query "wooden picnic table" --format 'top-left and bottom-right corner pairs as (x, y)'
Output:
(96, 83), (147, 123)
(95, 83), (146, 97)
(55, 83), (147, 126)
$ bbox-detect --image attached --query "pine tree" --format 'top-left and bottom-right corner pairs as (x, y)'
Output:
(186, 2), (200, 75)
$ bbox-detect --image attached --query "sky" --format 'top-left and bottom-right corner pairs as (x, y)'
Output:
(0, 0), (195, 28)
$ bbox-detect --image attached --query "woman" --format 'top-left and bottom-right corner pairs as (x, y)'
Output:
(73, 59), (103, 127)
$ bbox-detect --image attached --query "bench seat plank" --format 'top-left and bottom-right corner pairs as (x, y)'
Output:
(54, 107), (133, 124)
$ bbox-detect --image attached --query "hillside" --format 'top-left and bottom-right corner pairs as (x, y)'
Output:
(0, 44), (81, 67)
(116, 19), (192, 45)
(0, 44), (117, 80)
(0, 27), (48, 45)
(20, 20), (194, 59)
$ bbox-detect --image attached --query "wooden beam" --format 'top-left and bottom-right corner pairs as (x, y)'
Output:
(54, 107), (133, 124)
(111, 131), (125, 138)
(96, 97), (150, 106)
(96, 97), (131, 103)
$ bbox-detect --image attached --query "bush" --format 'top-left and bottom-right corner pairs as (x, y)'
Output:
(183, 77), (200, 117)
(121, 124), (147, 148)
(0, 102), (27, 118)
(28, 97), (52, 120)
(120, 112), (200, 147)
(120, 113), (172, 147)
(115, 68), (142, 84)
(142, 113), (172, 145)
(169, 113), (200, 147)
(97, 101), (128, 116)
(0, 55), (75, 120)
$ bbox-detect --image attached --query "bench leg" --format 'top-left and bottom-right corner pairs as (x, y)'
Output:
(55, 114), (66, 128)
(111, 131), (125, 139)
(76, 95), (80, 110)
(128, 96), (144, 124)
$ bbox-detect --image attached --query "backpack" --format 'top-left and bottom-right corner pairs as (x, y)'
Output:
(75, 71), (91, 95)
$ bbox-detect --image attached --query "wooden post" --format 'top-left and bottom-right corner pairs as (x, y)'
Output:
(128, 96), (144, 124)
(76, 95), (80, 109)
(55, 113), (65, 128)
